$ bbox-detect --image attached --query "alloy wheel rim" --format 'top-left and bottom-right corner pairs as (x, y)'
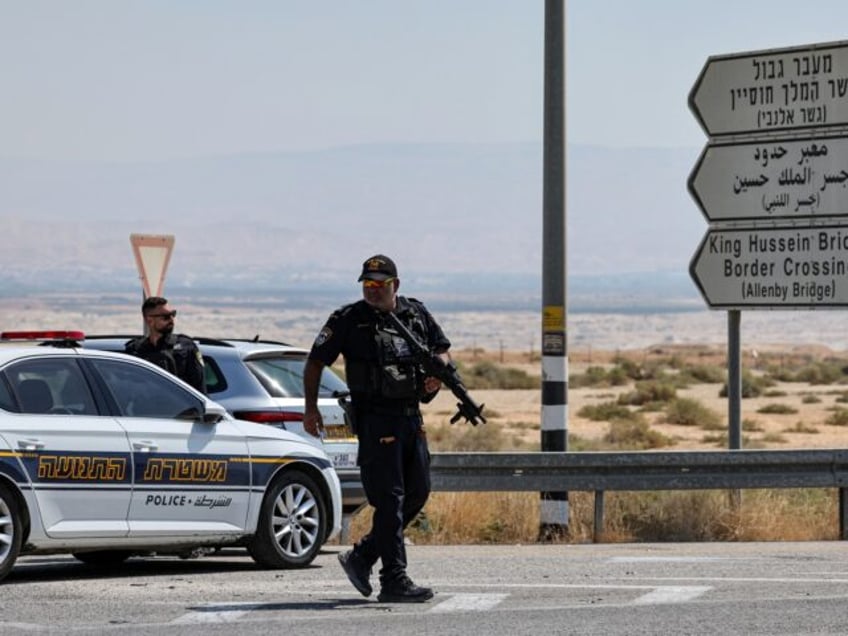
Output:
(0, 496), (13, 563)
(272, 483), (320, 558)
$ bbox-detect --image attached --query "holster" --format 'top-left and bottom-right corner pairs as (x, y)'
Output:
(338, 396), (358, 436)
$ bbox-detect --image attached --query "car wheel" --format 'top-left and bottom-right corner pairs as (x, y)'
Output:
(72, 550), (133, 567)
(0, 483), (23, 583)
(247, 469), (327, 569)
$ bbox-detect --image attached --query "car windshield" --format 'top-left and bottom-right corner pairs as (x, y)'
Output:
(244, 355), (347, 398)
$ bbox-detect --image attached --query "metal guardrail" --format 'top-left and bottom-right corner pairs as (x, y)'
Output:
(429, 450), (848, 541)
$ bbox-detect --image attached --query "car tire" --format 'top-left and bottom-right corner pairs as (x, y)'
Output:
(247, 469), (327, 569)
(0, 483), (23, 583)
(72, 550), (133, 567)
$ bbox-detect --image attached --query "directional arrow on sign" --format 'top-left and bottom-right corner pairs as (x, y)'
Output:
(689, 225), (848, 309)
(689, 40), (848, 137)
(688, 134), (848, 223)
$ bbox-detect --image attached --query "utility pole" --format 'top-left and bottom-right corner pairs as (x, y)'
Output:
(539, 0), (568, 539)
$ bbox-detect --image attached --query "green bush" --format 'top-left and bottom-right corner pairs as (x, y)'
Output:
(460, 361), (539, 390)
(825, 408), (848, 426)
(617, 380), (677, 406)
(603, 419), (674, 450)
(679, 364), (726, 384)
(773, 361), (848, 385)
(577, 401), (636, 422)
(664, 397), (721, 428)
(756, 403), (798, 415)
(569, 366), (612, 388)
(719, 370), (774, 398)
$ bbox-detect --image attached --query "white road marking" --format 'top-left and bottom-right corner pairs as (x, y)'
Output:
(171, 602), (263, 624)
(430, 593), (509, 613)
(609, 556), (729, 563)
(635, 576), (848, 584)
(168, 581), (716, 624)
(632, 586), (712, 605)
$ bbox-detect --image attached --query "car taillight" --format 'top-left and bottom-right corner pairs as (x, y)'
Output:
(233, 410), (303, 426)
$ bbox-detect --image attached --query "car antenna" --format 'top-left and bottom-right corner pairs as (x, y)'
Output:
(252, 334), (260, 342)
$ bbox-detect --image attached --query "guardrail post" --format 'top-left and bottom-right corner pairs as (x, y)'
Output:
(593, 490), (605, 543)
(840, 488), (848, 540)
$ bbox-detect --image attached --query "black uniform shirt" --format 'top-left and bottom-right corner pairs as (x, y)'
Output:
(125, 333), (207, 394)
(309, 296), (450, 408)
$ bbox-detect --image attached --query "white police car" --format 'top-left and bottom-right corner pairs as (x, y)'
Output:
(81, 335), (365, 517)
(0, 331), (342, 583)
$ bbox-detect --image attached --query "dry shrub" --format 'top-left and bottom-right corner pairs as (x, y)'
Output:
(601, 491), (732, 542)
(603, 418), (674, 450)
(664, 397), (721, 428)
(577, 401), (635, 422)
(347, 492), (541, 545)
(679, 364), (725, 384)
(729, 490), (837, 540)
(460, 361), (539, 390)
(783, 421), (819, 434)
(617, 380), (677, 406)
(759, 432), (788, 444)
(757, 403), (798, 414)
(568, 489), (837, 543)
(826, 408), (848, 426)
(742, 418), (764, 432)
(345, 488), (837, 546)
(427, 419), (515, 452)
(719, 370), (774, 398)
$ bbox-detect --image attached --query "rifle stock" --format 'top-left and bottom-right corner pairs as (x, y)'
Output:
(383, 310), (486, 426)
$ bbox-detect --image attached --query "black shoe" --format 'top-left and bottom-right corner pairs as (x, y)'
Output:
(377, 575), (434, 603)
(338, 550), (372, 597)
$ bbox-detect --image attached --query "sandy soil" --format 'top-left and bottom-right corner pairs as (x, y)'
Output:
(4, 295), (847, 450)
(426, 345), (848, 451)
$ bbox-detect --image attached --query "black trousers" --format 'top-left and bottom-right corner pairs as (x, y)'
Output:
(352, 411), (431, 585)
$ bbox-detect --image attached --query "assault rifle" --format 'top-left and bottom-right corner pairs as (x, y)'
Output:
(383, 310), (486, 426)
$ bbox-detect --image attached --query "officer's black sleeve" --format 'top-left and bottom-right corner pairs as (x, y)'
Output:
(418, 302), (451, 353)
(182, 340), (207, 394)
(308, 307), (349, 366)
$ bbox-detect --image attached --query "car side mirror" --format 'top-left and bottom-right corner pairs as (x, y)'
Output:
(202, 402), (228, 424)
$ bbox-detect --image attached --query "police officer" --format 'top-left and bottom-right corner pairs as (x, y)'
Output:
(125, 296), (206, 394)
(303, 254), (450, 603)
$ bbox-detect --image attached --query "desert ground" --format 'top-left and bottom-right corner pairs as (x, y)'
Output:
(5, 294), (848, 451)
(430, 343), (848, 452)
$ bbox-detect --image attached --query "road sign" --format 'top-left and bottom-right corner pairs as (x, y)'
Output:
(689, 134), (848, 223)
(130, 234), (175, 299)
(689, 224), (848, 309)
(689, 40), (848, 137)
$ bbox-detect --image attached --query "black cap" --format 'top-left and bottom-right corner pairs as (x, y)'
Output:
(358, 254), (398, 281)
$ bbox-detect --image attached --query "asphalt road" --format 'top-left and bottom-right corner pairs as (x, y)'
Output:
(3, 541), (848, 635)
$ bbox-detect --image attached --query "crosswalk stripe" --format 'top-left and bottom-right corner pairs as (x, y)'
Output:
(430, 593), (509, 613)
(632, 586), (712, 605)
(171, 602), (263, 624)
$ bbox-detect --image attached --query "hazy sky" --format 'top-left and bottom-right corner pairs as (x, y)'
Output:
(5, 1), (848, 162)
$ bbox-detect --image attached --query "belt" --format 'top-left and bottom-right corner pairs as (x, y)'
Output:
(360, 404), (420, 417)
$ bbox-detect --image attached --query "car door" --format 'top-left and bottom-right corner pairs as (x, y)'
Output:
(0, 356), (132, 538)
(86, 356), (251, 537)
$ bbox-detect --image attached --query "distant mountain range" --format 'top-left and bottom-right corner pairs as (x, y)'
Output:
(0, 142), (707, 312)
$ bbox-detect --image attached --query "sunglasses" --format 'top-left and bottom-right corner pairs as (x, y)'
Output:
(148, 310), (177, 319)
(362, 278), (395, 289)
